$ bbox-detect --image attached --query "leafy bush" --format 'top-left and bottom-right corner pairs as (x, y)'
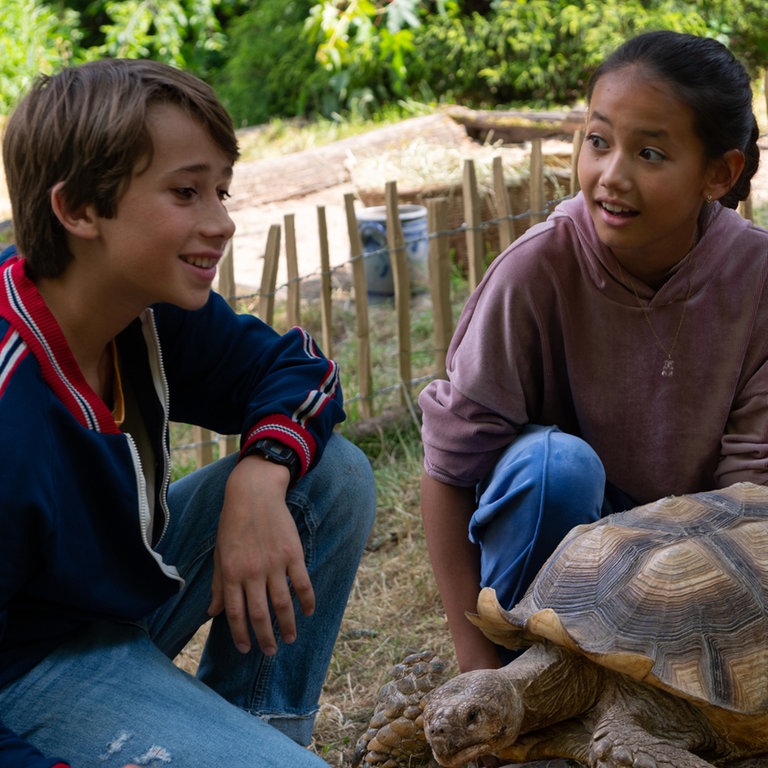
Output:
(406, 0), (711, 107)
(2, 0), (765, 123)
(316, 0), (763, 113)
(211, 0), (334, 127)
(93, 0), (228, 77)
(1, 0), (234, 114)
(0, 0), (81, 113)
(214, 0), (426, 124)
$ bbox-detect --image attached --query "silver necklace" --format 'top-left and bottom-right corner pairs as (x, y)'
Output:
(615, 243), (700, 378)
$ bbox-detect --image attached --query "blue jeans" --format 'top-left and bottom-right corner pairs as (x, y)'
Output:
(469, 425), (632, 611)
(0, 434), (375, 767)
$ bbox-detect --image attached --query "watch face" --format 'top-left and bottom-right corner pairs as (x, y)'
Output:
(248, 439), (300, 484)
(257, 440), (294, 462)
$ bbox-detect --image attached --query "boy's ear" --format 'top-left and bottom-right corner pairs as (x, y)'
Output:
(704, 149), (745, 204)
(50, 181), (100, 240)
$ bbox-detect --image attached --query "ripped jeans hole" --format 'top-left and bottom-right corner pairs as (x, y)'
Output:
(132, 745), (173, 765)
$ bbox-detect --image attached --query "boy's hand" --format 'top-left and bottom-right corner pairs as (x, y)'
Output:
(207, 455), (315, 655)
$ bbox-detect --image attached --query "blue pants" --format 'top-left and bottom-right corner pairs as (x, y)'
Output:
(469, 425), (632, 611)
(0, 434), (375, 767)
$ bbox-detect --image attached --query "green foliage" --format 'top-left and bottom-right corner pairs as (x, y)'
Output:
(0, 0), (81, 112)
(319, 0), (767, 111)
(1, 0), (766, 121)
(0, 0), (234, 114)
(406, 0), (711, 106)
(90, 0), (228, 77)
(699, 0), (768, 78)
(213, 0), (426, 125)
(211, 0), (331, 127)
(303, 0), (423, 117)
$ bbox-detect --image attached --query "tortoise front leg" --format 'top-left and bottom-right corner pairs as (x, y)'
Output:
(494, 717), (591, 765)
(589, 677), (720, 768)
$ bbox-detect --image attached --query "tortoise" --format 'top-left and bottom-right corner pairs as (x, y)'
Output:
(421, 481), (768, 768)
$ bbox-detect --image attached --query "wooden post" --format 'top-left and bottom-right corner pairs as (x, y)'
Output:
(214, 240), (239, 457)
(284, 213), (300, 327)
(384, 181), (412, 406)
(193, 425), (215, 468)
(463, 159), (484, 290)
(218, 239), (236, 309)
(317, 206), (333, 358)
(427, 198), (452, 380)
(344, 192), (373, 419)
(258, 223), (281, 325)
(492, 155), (515, 251)
(219, 432), (239, 459)
(529, 138), (545, 227)
(571, 128), (583, 196)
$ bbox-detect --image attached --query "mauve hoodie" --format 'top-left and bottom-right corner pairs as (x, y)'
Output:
(420, 193), (768, 504)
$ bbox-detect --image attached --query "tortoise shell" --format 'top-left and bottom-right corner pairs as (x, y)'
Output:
(470, 482), (768, 715)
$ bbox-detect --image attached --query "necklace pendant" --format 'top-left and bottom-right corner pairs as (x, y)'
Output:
(661, 357), (675, 377)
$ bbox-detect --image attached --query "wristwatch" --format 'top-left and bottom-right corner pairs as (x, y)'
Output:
(243, 438), (301, 485)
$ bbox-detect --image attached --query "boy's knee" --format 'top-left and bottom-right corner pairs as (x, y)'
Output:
(318, 435), (374, 490)
(299, 435), (376, 530)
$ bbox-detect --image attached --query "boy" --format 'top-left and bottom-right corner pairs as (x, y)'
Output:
(0, 58), (375, 767)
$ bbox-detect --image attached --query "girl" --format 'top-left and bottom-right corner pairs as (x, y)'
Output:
(419, 30), (766, 674)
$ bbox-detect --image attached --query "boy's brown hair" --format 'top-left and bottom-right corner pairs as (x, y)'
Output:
(2, 58), (240, 280)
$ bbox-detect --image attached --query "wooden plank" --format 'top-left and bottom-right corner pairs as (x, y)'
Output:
(384, 181), (412, 406)
(284, 213), (300, 327)
(259, 223), (281, 325)
(344, 192), (373, 419)
(492, 155), (515, 251)
(193, 425), (215, 468)
(218, 435), (239, 458)
(529, 138), (545, 227)
(427, 198), (452, 381)
(463, 159), (484, 290)
(571, 128), (584, 196)
(317, 206), (333, 358)
(216, 240), (240, 457)
(218, 240), (236, 309)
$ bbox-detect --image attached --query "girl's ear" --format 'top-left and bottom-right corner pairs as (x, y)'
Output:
(704, 149), (745, 204)
(50, 181), (100, 240)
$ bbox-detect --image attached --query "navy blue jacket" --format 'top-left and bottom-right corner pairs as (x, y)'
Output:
(0, 251), (344, 766)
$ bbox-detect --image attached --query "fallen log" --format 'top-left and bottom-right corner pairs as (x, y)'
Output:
(230, 113), (470, 209)
(444, 105), (586, 144)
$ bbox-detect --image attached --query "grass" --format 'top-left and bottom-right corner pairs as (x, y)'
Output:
(312, 420), (456, 766)
(235, 101), (433, 163)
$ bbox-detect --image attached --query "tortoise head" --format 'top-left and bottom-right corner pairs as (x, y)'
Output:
(423, 668), (523, 767)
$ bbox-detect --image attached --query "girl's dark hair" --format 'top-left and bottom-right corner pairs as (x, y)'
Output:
(3, 59), (240, 280)
(587, 30), (759, 209)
